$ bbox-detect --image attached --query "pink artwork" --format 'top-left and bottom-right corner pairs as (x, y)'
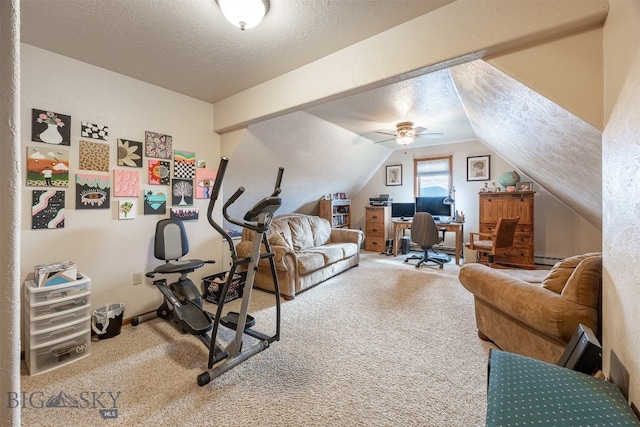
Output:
(113, 169), (140, 197)
(195, 169), (217, 199)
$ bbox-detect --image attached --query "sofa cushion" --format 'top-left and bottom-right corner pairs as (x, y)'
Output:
(306, 245), (344, 265)
(542, 252), (601, 294)
(561, 255), (602, 308)
(288, 216), (314, 252)
(331, 242), (359, 259)
(307, 215), (331, 246)
(296, 251), (326, 274)
(269, 219), (294, 248)
(268, 230), (291, 248)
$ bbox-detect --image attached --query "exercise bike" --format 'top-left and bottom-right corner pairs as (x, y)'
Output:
(132, 156), (283, 387)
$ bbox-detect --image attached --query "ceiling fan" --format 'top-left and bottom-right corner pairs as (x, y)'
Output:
(374, 121), (444, 145)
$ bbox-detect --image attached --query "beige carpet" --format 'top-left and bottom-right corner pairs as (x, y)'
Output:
(20, 252), (496, 426)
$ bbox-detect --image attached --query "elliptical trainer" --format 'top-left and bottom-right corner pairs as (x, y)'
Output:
(132, 156), (284, 387)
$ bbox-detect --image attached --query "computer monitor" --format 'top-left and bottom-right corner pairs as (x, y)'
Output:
(415, 196), (450, 218)
(391, 202), (415, 220)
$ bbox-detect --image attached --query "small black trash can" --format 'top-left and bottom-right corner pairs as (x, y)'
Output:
(92, 303), (125, 339)
(401, 236), (411, 254)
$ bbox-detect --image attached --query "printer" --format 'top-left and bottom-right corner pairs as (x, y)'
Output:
(369, 194), (392, 206)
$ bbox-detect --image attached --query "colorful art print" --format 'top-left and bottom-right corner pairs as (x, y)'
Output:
(113, 169), (140, 197)
(118, 201), (136, 220)
(170, 207), (199, 221)
(79, 140), (110, 172)
(174, 149), (196, 179)
(195, 168), (217, 199)
(197, 159), (206, 168)
(31, 109), (71, 145)
(143, 189), (167, 215)
(81, 122), (109, 141)
(171, 178), (193, 206)
(26, 146), (70, 187)
(148, 159), (171, 185)
(117, 139), (143, 167)
(32, 190), (65, 229)
(75, 173), (110, 209)
(145, 131), (173, 159)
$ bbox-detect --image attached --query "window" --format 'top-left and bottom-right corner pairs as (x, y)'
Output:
(414, 156), (452, 197)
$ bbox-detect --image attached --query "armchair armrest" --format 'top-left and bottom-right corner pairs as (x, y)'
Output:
(459, 264), (597, 341)
(468, 231), (492, 249)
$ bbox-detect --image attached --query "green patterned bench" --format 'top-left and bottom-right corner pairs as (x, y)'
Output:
(487, 350), (640, 426)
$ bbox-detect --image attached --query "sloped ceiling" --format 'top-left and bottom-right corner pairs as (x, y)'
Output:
(222, 111), (392, 224)
(449, 60), (602, 228)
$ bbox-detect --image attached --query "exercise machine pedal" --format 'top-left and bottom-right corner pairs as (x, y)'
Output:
(220, 312), (256, 330)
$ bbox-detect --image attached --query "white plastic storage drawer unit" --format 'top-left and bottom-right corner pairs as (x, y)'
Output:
(24, 274), (91, 376)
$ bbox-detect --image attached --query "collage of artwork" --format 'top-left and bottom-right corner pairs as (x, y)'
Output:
(28, 108), (217, 229)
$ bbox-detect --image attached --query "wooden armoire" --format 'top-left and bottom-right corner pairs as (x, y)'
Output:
(478, 191), (535, 268)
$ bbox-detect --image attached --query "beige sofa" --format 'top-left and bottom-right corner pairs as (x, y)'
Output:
(236, 213), (364, 300)
(458, 253), (602, 364)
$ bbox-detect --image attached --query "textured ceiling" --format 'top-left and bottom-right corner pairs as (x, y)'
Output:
(305, 67), (477, 148)
(20, 0), (452, 104)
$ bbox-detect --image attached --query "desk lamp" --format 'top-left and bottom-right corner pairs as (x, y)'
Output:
(443, 186), (456, 220)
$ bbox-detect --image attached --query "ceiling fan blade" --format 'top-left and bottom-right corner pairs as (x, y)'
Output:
(418, 132), (444, 139)
(413, 126), (427, 134)
(374, 130), (397, 137)
(373, 137), (395, 144)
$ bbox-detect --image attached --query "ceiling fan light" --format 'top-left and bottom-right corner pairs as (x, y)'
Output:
(396, 135), (414, 145)
(217, 0), (269, 31)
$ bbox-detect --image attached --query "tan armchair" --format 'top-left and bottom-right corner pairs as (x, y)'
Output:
(458, 253), (602, 363)
(468, 216), (519, 266)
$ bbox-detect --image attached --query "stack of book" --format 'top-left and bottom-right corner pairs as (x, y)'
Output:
(34, 261), (78, 287)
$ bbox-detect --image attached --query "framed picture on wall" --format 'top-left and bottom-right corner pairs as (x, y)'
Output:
(467, 155), (490, 181)
(386, 165), (402, 186)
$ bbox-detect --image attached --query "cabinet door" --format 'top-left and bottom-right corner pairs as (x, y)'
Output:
(481, 194), (532, 224)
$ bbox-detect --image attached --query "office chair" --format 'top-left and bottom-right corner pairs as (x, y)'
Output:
(468, 216), (520, 267)
(404, 212), (448, 269)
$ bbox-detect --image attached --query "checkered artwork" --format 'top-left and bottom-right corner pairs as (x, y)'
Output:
(81, 122), (109, 140)
(174, 150), (195, 179)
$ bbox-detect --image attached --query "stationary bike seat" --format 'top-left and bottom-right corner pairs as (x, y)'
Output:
(154, 259), (205, 275)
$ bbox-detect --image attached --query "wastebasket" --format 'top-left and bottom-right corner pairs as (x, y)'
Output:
(463, 244), (478, 263)
(401, 236), (411, 255)
(92, 303), (125, 339)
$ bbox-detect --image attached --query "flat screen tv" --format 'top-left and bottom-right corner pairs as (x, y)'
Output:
(391, 202), (415, 220)
(415, 196), (450, 218)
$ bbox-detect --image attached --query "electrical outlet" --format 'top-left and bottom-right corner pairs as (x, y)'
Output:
(133, 272), (143, 285)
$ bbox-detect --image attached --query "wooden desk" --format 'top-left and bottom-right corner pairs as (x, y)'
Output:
(392, 220), (464, 265)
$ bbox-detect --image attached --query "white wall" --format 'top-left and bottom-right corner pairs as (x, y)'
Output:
(352, 140), (602, 261)
(20, 45), (222, 324)
(603, 0), (640, 407)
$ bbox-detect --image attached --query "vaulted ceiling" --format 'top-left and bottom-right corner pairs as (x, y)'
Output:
(20, 0), (605, 229)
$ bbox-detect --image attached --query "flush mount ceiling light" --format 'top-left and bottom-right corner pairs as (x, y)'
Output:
(217, 0), (270, 31)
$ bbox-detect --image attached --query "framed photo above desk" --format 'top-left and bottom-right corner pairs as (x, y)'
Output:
(386, 164), (402, 186)
(467, 155), (490, 181)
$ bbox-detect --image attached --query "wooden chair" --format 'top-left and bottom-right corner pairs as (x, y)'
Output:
(468, 217), (520, 266)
